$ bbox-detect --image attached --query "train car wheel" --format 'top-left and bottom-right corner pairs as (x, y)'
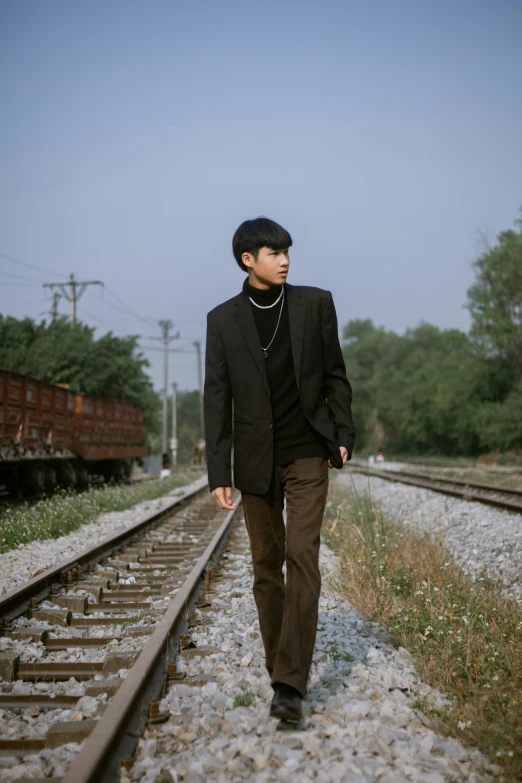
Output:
(46, 465), (57, 491)
(24, 464), (47, 493)
(122, 459), (133, 481)
(6, 467), (24, 499)
(76, 465), (89, 486)
(58, 461), (77, 489)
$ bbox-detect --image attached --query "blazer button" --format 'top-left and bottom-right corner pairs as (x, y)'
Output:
(269, 424), (273, 430)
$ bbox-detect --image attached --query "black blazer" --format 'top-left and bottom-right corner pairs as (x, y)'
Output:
(204, 283), (355, 495)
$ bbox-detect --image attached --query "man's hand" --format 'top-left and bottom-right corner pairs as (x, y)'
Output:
(328, 446), (349, 470)
(211, 487), (238, 510)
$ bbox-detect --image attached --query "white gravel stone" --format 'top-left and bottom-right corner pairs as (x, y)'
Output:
(124, 517), (499, 783)
(0, 477), (205, 596)
(340, 471), (522, 601)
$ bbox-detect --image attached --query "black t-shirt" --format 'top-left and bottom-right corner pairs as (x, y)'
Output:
(244, 278), (329, 465)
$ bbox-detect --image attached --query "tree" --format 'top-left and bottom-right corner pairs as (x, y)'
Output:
(176, 391), (201, 464)
(340, 212), (522, 458)
(342, 320), (501, 456)
(375, 324), (486, 455)
(467, 213), (522, 378)
(341, 319), (396, 452)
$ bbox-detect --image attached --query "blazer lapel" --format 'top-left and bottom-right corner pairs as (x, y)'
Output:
(286, 284), (305, 388)
(234, 295), (270, 397)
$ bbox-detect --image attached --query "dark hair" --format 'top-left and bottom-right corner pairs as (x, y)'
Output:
(232, 217), (293, 272)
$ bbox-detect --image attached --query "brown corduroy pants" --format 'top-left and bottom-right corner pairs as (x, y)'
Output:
(241, 457), (329, 697)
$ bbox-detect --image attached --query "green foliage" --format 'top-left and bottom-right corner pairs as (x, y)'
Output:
(0, 316), (147, 401)
(152, 389), (202, 463)
(343, 320), (488, 454)
(177, 390), (202, 463)
(477, 385), (522, 451)
(344, 212), (522, 457)
(325, 480), (522, 778)
(467, 214), (522, 378)
(0, 315), (162, 449)
(232, 690), (255, 708)
(0, 314), (205, 460)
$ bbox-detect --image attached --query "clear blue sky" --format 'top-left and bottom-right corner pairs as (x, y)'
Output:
(1, 0), (521, 391)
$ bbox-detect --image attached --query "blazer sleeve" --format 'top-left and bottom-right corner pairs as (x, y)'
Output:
(204, 313), (233, 491)
(321, 291), (356, 457)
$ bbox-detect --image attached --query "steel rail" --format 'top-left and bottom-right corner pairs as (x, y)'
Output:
(349, 467), (522, 514)
(389, 457), (522, 476)
(0, 475), (208, 621)
(387, 468), (522, 498)
(62, 496), (241, 783)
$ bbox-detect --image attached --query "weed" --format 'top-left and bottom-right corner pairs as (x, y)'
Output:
(0, 471), (198, 553)
(329, 644), (355, 663)
(324, 478), (522, 779)
(114, 615), (140, 627)
(233, 690), (255, 708)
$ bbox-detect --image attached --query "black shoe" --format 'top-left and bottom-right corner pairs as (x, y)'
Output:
(269, 683), (303, 722)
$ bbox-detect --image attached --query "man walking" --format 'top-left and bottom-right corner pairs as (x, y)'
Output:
(204, 217), (355, 723)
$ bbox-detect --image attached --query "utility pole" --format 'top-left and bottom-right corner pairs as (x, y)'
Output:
(171, 382), (178, 469)
(151, 320), (180, 457)
(50, 292), (61, 322)
(194, 340), (204, 440)
(160, 320), (173, 457)
(43, 274), (103, 325)
(145, 323), (180, 459)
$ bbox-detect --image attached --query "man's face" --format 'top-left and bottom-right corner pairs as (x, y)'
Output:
(242, 246), (290, 287)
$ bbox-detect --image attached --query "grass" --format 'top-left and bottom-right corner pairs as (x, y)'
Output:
(0, 471), (199, 554)
(114, 615), (141, 627)
(329, 644), (355, 663)
(324, 477), (522, 781)
(233, 690), (255, 708)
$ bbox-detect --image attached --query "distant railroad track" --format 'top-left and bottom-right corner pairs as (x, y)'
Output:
(0, 476), (241, 782)
(349, 466), (522, 514)
(390, 457), (522, 475)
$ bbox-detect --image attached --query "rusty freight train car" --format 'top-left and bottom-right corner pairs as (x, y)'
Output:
(0, 370), (147, 495)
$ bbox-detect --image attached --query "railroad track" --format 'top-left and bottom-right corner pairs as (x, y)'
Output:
(0, 476), (241, 782)
(390, 457), (522, 476)
(349, 466), (522, 514)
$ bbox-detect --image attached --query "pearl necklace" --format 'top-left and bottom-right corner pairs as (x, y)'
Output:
(248, 286), (284, 309)
(252, 288), (285, 358)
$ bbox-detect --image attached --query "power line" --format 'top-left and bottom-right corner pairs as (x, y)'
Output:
(96, 295), (149, 323)
(138, 344), (202, 354)
(99, 286), (155, 326)
(78, 308), (149, 340)
(0, 269), (48, 284)
(0, 281), (42, 288)
(0, 251), (66, 279)
(77, 306), (116, 330)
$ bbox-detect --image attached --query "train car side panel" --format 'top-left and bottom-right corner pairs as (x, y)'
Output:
(71, 393), (146, 461)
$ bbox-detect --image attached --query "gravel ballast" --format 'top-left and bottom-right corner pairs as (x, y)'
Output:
(0, 476), (207, 597)
(340, 470), (522, 602)
(120, 517), (499, 783)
